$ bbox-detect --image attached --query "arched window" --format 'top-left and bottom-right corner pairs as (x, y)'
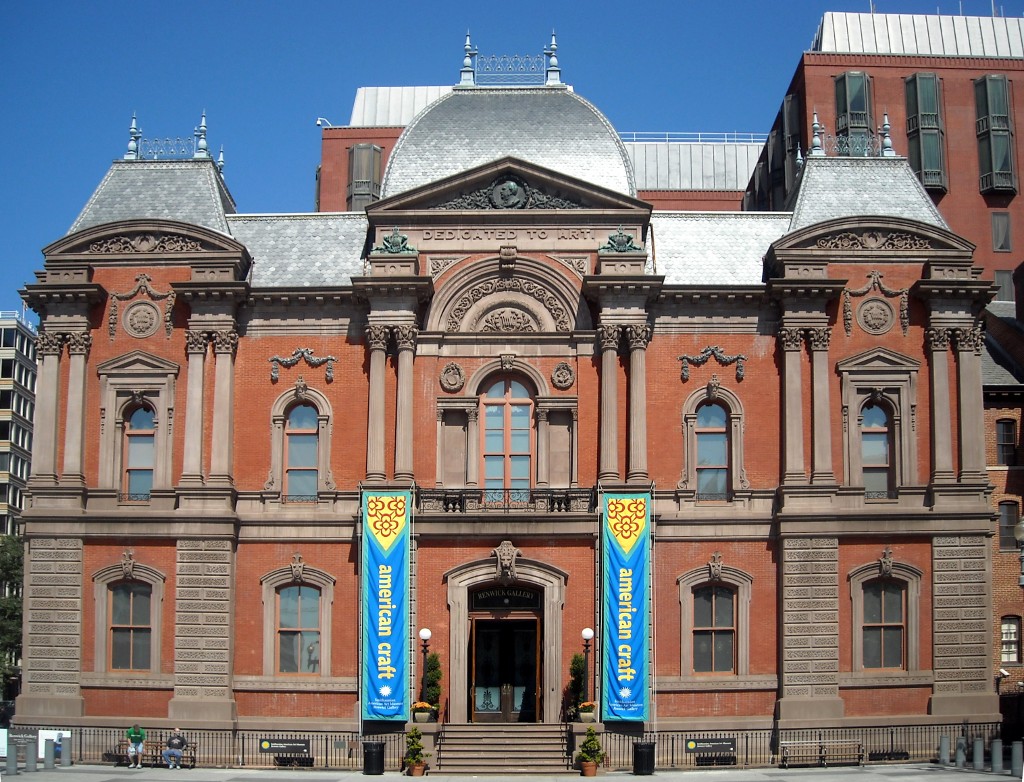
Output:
(862, 578), (906, 669)
(285, 404), (319, 502)
(277, 583), (321, 674)
(861, 401), (893, 498)
(692, 584), (736, 673)
(123, 405), (156, 501)
(109, 581), (152, 671)
(695, 403), (728, 501)
(481, 377), (533, 505)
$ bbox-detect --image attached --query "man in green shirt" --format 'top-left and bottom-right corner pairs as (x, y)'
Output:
(126, 724), (145, 768)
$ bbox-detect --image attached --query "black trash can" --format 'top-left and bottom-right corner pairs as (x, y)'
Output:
(363, 742), (385, 775)
(633, 741), (655, 775)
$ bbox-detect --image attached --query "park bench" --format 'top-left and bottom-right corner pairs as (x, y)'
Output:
(779, 738), (863, 768)
(109, 737), (198, 769)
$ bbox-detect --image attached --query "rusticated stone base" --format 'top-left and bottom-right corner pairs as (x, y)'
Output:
(774, 695), (844, 725)
(928, 692), (1000, 719)
(13, 694), (84, 719)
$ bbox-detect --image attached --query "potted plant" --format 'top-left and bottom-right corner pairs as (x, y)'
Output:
(411, 701), (433, 723)
(404, 727), (429, 776)
(578, 700), (597, 723)
(575, 726), (604, 777)
(424, 651), (442, 719)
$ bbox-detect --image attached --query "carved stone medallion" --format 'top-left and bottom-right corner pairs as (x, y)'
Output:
(439, 362), (466, 393)
(857, 298), (895, 335)
(490, 176), (529, 209)
(123, 301), (161, 338)
(551, 361), (574, 390)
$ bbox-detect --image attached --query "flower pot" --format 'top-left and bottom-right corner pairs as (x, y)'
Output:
(407, 762), (426, 776)
(413, 711), (430, 723)
(579, 711), (595, 722)
(580, 760), (598, 776)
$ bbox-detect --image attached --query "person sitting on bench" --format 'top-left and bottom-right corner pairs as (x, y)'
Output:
(162, 729), (188, 769)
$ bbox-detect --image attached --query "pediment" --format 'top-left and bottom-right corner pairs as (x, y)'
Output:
(836, 346), (920, 373)
(45, 219), (247, 258)
(96, 350), (180, 377)
(366, 157), (651, 217)
(772, 216), (973, 255)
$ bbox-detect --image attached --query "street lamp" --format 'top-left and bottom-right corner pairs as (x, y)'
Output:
(1014, 519), (1024, 587)
(581, 627), (594, 703)
(418, 627), (432, 703)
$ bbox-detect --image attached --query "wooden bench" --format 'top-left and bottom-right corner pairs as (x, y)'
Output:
(779, 739), (863, 768)
(111, 737), (198, 769)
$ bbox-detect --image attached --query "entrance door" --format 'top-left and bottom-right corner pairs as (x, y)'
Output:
(470, 618), (538, 722)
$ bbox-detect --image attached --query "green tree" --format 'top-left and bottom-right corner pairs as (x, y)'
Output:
(563, 652), (585, 718)
(0, 535), (23, 685)
(424, 652), (442, 707)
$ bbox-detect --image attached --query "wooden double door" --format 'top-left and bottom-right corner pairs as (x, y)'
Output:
(470, 616), (539, 722)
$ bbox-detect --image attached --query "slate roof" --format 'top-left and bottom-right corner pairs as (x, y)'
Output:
(788, 156), (947, 232)
(227, 213), (368, 287)
(813, 12), (1024, 58)
(626, 142), (762, 192)
(69, 160), (235, 236)
(651, 212), (791, 286)
(381, 87), (635, 198)
(984, 301), (1024, 388)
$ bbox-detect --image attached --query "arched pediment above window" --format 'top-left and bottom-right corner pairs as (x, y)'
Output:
(45, 219), (249, 258)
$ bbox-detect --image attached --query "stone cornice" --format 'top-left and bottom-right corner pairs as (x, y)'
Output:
(765, 278), (847, 301)
(172, 280), (250, 303)
(581, 274), (663, 303)
(351, 276), (434, 304)
(912, 278), (998, 307)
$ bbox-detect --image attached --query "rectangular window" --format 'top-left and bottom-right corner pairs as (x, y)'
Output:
(863, 580), (905, 669)
(906, 74), (947, 191)
(277, 584), (320, 674)
(1001, 502), (1021, 551)
(693, 586), (735, 673)
(993, 213), (1012, 252)
(998, 419), (1018, 466)
(996, 270), (1014, 301)
(1002, 617), (1021, 664)
(110, 582), (152, 670)
(836, 71), (874, 155)
(976, 75), (1016, 193)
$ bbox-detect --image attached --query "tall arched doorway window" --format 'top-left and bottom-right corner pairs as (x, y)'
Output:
(481, 377), (534, 505)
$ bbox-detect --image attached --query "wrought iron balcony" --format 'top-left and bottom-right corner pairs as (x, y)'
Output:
(282, 494), (319, 504)
(118, 492), (151, 503)
(418, 487), (594, 514)
(980, 170), (1017, 194)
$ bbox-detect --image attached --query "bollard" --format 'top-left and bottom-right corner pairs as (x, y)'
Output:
(60, 741), (71, 767)
(955, 736), (966, 768)
(6, 742), (18, 775)
(1011, 741), (1022, 779)
(24, 740), (37, 772)
(43, 739), (54, 769)
(991, 739), (1003, 774)
(939, 734), (950, 765)
(973, 737), (984, 770)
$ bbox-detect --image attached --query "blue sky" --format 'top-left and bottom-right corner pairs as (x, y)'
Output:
(3, 0), (1024, 314)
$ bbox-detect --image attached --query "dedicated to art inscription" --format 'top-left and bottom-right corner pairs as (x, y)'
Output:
(421, 227), (597, 242)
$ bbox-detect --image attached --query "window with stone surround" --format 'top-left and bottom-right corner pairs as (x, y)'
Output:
(861, 401), (894, 499)
(284, 403), (319, 502)
(265, 388), (335, 500)
(1002, 616), (1021, 664)
(677, 564), (752, 677)
(480, 376), (534, 505)
(122, 404), (155, 502)
(997, 419), (1018, 466)
(695, 403), (729, 501)
(848, 559), (922, 674)
(92, 561), (165, 675)
(680, 387), (748, 500)
(260, 561), (334, 677)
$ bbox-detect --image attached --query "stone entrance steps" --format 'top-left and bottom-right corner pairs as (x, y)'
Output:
(436, 723), (572, 774)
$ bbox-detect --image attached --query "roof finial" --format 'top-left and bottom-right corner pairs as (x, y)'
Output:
(880, 113), (896, 156)
(194, 110), (210, 159)
(545, 30), (561, 86)
(217, 145), (225, 173)
(124, 113), (142, 160)
(460, 31), (477, 86)
(809, 111), (825, 156)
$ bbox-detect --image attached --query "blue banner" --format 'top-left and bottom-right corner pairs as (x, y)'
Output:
(361, 490), (411, 721)
(601, 492), (650, 722)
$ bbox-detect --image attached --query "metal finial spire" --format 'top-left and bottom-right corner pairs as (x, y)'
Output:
(545, 30), (561, 85)
(796, 145), (804, 170)
(809, 111), (825, 156)
(880, 113), (895, 156)
(460, 31), (477, 86)
(194, 111), (210, 158)
(124, 113), (142, 160)
(217, 145), (225, 173)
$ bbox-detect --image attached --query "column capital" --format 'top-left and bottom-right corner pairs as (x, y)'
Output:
(625, 323), (652, 350)
(925, 327), (951, 352)
(805, 327), (831, 352)
(185, 329), (209, 354)
(365, 325), (390, 351)
(393, 325), (418, 351)
(777, 327), (805, 351)
(535, 407), (549, 423)
(467, 407), (479, 423)
(597, 324), (621, 350)
(952, 325), (984, 355)
(36, 331), (64, 356)
(211, 329), (238, 355)
(65, 331), (92, 356)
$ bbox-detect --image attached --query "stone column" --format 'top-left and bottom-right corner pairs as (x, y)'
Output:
(208, 330), (238, 485)
(536, 408), (550, 488)
(779, 327), (806, 484)
(626, 324), (652, 484)
(169, 538), (237, 723)
(30, 332), (63, 486)
(953, 326), (987, 482)
(776, 537), (843, 722)
(60, 332), (91, 486)
(926, 328), (955, 483)
(806, 327), (835, 484)
(598, 324), (621, 482)
(365, 326), (389, 483)
(180, 330), (208, 484)
(466, 408), (479, 487)
(393, 325), (417, 481)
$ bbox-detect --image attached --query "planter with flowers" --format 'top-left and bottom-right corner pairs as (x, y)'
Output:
(411, 701), (434, 723)
(578, 701), (597, 723)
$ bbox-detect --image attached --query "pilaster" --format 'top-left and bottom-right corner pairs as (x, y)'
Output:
(30, 332), (64, 487)
(394, 325), (418, 481)
(207, 329), (238, 490)
(60, 332), (92, 497)
(365, 325), (389, 483)
(625, 323), (651, 484)
(597, 324), (620, 482)
(806, 327), (836, 485)
(953, 326), (987, 483)
(925, 327), (955, 484)
(779, 327), (806, 485)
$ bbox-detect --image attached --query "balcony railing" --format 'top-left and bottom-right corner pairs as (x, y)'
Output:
(418, 487), (594, 514)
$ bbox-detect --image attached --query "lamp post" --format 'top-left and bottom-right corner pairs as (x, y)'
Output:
(1015, 519), (1024, 587)
(418, 628), (431, 703)
(581, 627), (594, 703)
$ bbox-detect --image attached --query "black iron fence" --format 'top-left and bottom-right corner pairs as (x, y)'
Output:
(601, 722), (1003, 770)
(35, 727), (406, 770)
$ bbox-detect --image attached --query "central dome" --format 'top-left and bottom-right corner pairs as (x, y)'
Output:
(381, 87), (636, 198)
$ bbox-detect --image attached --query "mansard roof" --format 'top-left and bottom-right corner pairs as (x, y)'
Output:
(69, 159), (236, 237)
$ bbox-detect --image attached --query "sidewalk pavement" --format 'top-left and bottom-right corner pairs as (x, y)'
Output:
(0, 763), (1019, 782)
